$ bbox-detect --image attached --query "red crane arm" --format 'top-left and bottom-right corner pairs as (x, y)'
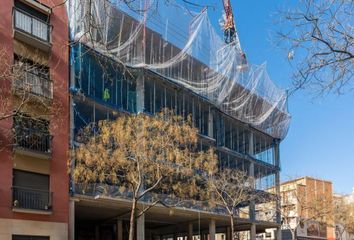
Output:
(222, 0), (234, 31)
(221, 0), (247, 67)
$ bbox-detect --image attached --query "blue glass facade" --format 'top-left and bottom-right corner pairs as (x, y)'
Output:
(71, 44), (279, 194)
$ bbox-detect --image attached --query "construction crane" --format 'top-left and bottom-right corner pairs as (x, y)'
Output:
(221, 0), (247, 66)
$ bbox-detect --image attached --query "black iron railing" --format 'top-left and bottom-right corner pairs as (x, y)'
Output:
(14, 127), (52, 153)
(12, 186), (52, 211)
(13, 7), (51, 42)
(14, 69), (53, 99)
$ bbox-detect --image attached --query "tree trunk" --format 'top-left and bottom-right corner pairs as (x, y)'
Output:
(291, 229), (296, 240)
(129, 198), (137, 240)
(230, 215), (235, 240)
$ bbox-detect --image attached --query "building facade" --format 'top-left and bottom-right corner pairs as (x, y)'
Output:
(67, 1), (290, 239)
(279, 177), (334, 240)
(69, 43), (283, 240)
(334, 188), (354, 240)
(0, 0), (70, 239)
(0, 0), (290, 239)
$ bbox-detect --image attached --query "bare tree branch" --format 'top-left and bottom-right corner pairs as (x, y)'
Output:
(277, 0), (354, 96)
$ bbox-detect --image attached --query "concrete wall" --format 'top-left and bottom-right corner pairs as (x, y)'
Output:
(0, 218), (68, 240)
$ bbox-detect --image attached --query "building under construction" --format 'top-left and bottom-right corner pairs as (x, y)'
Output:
(68, 0), (291, 239)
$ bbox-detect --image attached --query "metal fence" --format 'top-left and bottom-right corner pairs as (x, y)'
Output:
(12, 186), (52, 211)
(14, 69), (53, 99)
(14, 127), (52, 153)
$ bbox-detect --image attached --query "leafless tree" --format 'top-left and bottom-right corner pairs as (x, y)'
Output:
(0, 46), (63, 151)
(207, 168), (259, 240)
(277, 0), (353, 96)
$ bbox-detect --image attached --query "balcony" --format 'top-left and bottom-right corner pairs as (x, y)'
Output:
(13, 127), (52, 159)
(12, 186), (52, 214)
(13, 68), (53, 99)
(13, 7), (51, 52)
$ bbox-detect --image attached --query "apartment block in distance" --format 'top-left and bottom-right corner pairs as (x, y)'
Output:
(272, 177), (335, 240)
(0, 0), (70, 239)
(333, 188), (354, 240)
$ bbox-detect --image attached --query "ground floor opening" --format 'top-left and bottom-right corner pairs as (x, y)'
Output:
(72, 195), (280, 240)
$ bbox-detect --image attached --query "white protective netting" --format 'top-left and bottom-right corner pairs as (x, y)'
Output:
(67, 0), (291, 139)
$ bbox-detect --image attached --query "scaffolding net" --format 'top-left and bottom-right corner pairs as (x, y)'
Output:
(67, 0), (291, 139)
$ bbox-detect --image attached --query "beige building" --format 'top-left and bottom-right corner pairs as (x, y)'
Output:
(280, 177), (335, 240)
(258, 177), (335, 240)
(333, 188), (354, 240)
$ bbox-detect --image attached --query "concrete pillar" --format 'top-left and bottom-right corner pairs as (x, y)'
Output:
(209, 219), (216, 240)
(276, 227), (282, 240)
(249, 132), (254, 156)
(248, 134), (256, 222)
(136, 72), (145, 113)
(200, 232), (204, 240)
(274, 140), (280, 167)
(250, 224), (256, 240)
(249, 161), (256, 222)
(249, 201), (256, 221)
(95, 225), (100, 240)
(208, 108), (213, 138)
(226, 227), (231, 240)
(117, 220), (123, 240)
(274, 140), (282, 224)
(249, 161), (255, 189)
(69, 200), (75, 240)
(188, 223), (193, 240)
(137, 213), (145, 240)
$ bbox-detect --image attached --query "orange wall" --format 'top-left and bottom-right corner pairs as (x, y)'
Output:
(0, 0), (69, 224)
(280, 178), (335, 240)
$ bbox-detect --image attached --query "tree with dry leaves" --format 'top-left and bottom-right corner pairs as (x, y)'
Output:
(207, 168), (258, 240)
(278, 0), (353, 95)
(333, 196), (354, 240)
(71, 109), (218, 240)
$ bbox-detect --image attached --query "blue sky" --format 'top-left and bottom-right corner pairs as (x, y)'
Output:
(202, 0), (354, 194)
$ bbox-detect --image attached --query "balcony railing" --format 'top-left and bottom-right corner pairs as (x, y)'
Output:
(14, 69), (53, 99)
(12, 186), (52, 211)
(13, 7), (51, 42)
(14, 127), (52, 153)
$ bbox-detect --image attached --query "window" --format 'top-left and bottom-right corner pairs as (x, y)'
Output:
(13, 170), (49, 190)
(176, 90), (183, 116)
(75, 45), (137, 112)
(215, 113), (250, 154)
(14, 56), (52, 98)
(155, 82), (165, 113)
(13, 114), (51, 153)
(253, 133), (275, 165)
(224, 118), (232, 149)
(165, 86), (176, 112)
(144, 80), (154, 113)
(13, 0), (51, 42)
(12, 170), (51, 211)
(201, 104), (209, 136)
